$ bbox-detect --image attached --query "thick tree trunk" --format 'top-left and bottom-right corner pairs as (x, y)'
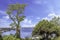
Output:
(16, 26), (20, 38)
(16, 20), (21, 38)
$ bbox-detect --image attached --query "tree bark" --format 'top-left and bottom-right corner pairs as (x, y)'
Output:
(16, 26), (20, 38)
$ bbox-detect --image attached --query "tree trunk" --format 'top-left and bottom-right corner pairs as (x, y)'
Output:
(16, 20), (21, 38)
(16, 26), (20, 38)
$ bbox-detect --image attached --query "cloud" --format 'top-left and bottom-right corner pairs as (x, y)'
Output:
(21, 17), (40, 27)
(0, 10), (11, 28)
(2, 15), (9, 19)
(0, 10), (6, 14)
(0, 19), (11, 28)
(42, 12), (60, 20)
(22, 18), (32, 24)
(42, 17), (49, 20)
(21, 24), (35, 27)
(21, 18), (34, 27)
(48, 13), (60, 17)
(0, 10), (9, 19)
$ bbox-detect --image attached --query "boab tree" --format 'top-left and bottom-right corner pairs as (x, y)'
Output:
(6, 3), (26, 38)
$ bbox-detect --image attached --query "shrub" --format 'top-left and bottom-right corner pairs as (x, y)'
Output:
(3, 35), (20, 40)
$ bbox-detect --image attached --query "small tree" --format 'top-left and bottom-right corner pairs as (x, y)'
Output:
(7, 3), (26, 38)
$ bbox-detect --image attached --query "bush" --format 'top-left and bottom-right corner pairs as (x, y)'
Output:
(24, 37), (32, 40)
(3, 35), (20, 40)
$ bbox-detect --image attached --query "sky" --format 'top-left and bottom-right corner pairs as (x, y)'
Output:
(0, 0), (60, 28)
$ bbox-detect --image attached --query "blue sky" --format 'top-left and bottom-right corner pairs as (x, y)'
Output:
(0, 0), (60, 28)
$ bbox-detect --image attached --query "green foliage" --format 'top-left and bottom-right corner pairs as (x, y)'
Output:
(24, 37), (32, 40)
(50, 17), (60, 26)
(6, 3), (26, 38)
(2, 35), (32, 40)
(7, 3), (26, 27)
(3, 35), (20, 40)
(50, 17), (60, 35)
(32, 20), (56, 35)
(54, 36), (60, 40)
(32, 18), (60, 40)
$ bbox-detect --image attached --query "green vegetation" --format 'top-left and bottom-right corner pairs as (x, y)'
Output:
(3, 35), (20, 40)
(32, 17), (60, 40)
(6, 3), (26, 38)
(50, 17), (60, 26)
(0, 35), (32, 40)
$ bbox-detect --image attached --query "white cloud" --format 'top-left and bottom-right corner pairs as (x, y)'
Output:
(0, 10), (9, 19)
(42, 17), (48, 20)
(22, 18), (32, 24)
(0, 19), (11, 28)
(42, 12), (60, 21)
(0, 10), (11, 28)
(48, 13), (60, 17)
(3, 15), (9, 19)
(21, 24), (35, 27)
(28, 20), (31, 24)
(23, 19), (28, 23)
(0, 10), (6, 14)
(48, 13), (56, 17)
(21, 17), (39, 27)
(21, 18), (33, 27)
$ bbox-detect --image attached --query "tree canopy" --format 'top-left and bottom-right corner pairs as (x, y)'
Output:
(32, 17), (60, 40)
(33, 20), (56, 35)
